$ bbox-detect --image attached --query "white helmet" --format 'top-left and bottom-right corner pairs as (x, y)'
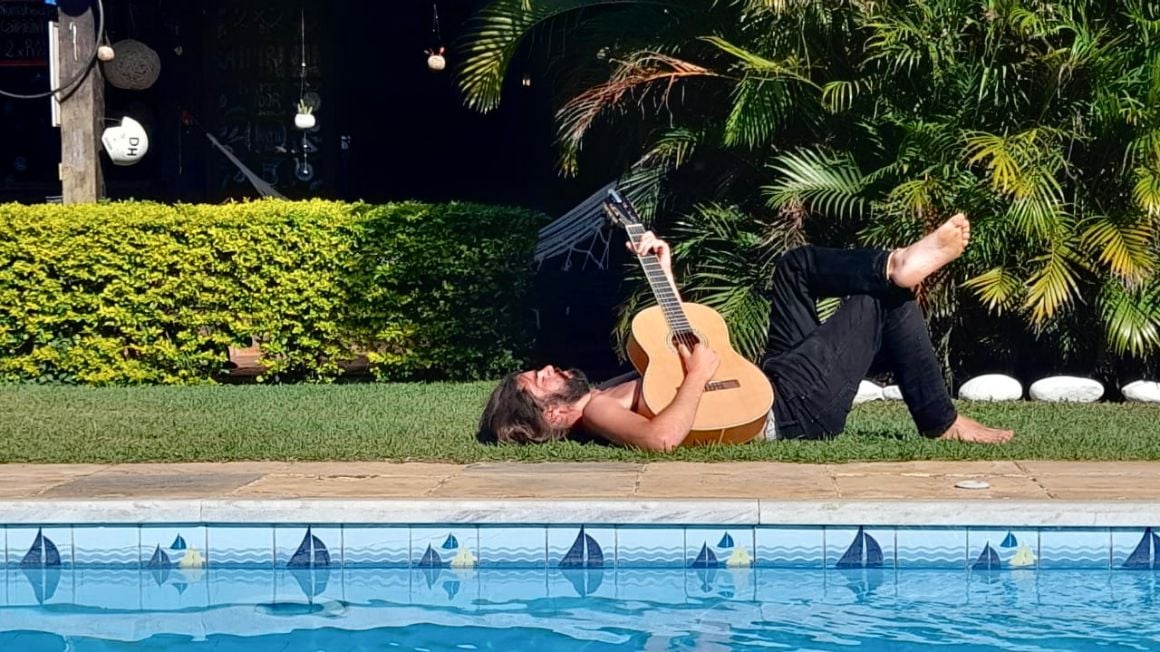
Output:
(102, 116), (149, 166)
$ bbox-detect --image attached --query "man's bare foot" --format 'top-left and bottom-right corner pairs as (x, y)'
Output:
(889, 213), (971, 288)
(937, 414), (1013, 444)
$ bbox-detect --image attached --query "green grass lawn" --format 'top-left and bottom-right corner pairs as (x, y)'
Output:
(1, 383), (1157, 464)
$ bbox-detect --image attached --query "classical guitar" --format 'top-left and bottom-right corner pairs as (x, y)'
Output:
(602, 189), (774, 446)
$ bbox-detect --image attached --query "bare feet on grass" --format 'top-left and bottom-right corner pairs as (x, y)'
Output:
(937, 414), (1013, 444)
(889, 213), (970, 289)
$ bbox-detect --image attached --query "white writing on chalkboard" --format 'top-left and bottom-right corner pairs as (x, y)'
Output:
(0, 0), (50, 64)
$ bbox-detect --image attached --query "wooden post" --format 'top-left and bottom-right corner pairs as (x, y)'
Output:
(56, 0), (104, 203)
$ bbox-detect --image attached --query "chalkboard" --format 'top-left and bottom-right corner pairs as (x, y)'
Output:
(0, 0), (51, 67)
(205, 0), (325, 199)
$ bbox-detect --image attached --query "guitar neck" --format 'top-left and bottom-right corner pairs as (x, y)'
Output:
(625, 224), (694, 335)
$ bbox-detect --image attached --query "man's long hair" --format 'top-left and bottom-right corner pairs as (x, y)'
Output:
(477, 369), (590, 445)
(476, 372), (568, 444)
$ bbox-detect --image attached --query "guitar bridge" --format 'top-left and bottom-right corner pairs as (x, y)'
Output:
(704, 379), (741, 392)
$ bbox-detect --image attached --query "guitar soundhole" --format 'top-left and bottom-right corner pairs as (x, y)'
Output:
(670, 331), (701, 349)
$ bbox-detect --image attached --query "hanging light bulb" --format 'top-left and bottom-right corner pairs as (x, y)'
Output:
(521, 74), (532, 88)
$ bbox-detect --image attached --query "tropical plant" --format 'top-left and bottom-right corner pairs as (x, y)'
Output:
(460, 0), (1160, 381)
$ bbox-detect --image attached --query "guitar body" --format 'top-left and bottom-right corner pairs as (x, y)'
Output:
(626, 302), (775, 446)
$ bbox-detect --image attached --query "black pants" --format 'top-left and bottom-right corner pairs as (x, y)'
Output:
(760, 246), (958, 439)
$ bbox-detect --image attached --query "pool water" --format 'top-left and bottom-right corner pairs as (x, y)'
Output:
(1, 567), (1157, 650)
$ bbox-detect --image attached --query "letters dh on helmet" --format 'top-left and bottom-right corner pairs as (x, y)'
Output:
(101, 116), (150, 166)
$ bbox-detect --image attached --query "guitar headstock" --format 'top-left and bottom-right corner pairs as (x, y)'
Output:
(601, 188), (645, 232)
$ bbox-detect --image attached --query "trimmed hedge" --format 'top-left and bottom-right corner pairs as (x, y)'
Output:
(0, 199), (543, 384)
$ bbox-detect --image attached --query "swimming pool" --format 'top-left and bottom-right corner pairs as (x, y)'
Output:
(2, 566), (1158, 650)
(1, 518), (1157, 650)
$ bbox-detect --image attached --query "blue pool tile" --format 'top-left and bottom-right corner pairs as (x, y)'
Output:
(209, 568), (276, 606)
(275, 526), (341, 568)
(274, 566), (344, 604)
(686, 565), (755, 601)
(822, 567), (895, 604)
(478, 526), (546, 569)
(547, 526), (613, 569)
(141, 526), (207, 571)
(342, 526), (410, 568)
(343, 567), (412, 605)
(206, 526), (274, 568)
(966, 566), (1039, 604)
(967, 528), (1038, 571)
(754, 568), (825, 604)
(7, 527), (72, 568)
(686, 527), (754, 569)
(1039, 528), (1111, 569)
(547, 566), (614, 599)
(825, 527), (895, 569)
(73, 568), (141, 609)
(755, 527), (824, 568)
(413, 566), (479, 607)
(894, 569), (968, 604)
(1112, 527), (1160, 570)
(616, 527), (684, 568)
(615, 568), (688, 604)
(7, 565), (72, 606)
(411, 527), (478, 570)
(895, 527), (967, 569)
(476, 568), (545, 605)
(73, 526), (140, 568)
(141, 565), (209, 611)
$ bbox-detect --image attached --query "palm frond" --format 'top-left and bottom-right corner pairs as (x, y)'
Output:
(1079, 213), (1156, 283)
(556, 52), (720, 175)
(763, 149), (867, 220)
(1134, 163), (1160, 218)
(724, 76), (792, 149)
(1098, 279), (1160, 357)
(1023, 246), (1084, 325)
(699, 36), (818, 87)
(961, 266), (1025, 314)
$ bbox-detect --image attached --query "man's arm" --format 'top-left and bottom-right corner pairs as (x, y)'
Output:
(582, 343), (719, 452)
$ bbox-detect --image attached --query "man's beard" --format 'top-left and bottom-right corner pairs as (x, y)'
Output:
(545, 368), (591, 406)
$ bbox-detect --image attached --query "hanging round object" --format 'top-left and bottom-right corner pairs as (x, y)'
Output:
(294, 111), (316, 130)
(97, 45), (116, 62)
(521, 74), (532, 87)
(427, 53), (446, 72)
(102, 39), (161, 90)
(294, 160), (315, 182)
(101, 116), (150, 166)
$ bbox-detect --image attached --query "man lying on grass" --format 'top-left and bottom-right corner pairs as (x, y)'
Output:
(478, 213), (1013, 451)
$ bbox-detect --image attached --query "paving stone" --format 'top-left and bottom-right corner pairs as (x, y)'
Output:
(636, 462), (837, 498)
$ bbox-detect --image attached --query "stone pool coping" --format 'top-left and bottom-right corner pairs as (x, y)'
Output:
(0, 460), (1157, 526)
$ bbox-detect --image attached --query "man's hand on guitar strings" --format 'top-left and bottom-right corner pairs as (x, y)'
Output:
(626, 231), (673, 277)
(677, 342), (720, 384)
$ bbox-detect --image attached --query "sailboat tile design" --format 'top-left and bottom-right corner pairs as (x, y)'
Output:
(7, 527), (71, 568)
(275, 526), (339, 568)
(616, 527), (684, 568)
(478, 526), (546, 568)
(685, 528), (754, 569)
(895, 527), (967, 569)
(6, 564), (72, 606)
(205, 526), (274, 568)
(547, 526), (613, 568)
(275, 565), (343, 604)
(1039, 528), (1110, 569)
(72, 526), (140, 568)
(755, 527), (824, 568)
(411, 565), (480, 607)
(825, 527), (895, 569)
(141, 527), (208, 572)
(411, 528), (478, 570)
(968, 528), (1038, 571)
(342, 526), (410, 568)
(686, 564), (755, 601)
(1112, 527), (1160, 570)
(141, 558), (210, 612)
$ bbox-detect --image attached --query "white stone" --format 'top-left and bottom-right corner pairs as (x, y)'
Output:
(882, 385), (903, 400)
(1029, 376), (1104, 403)
(853, 380), (884, 405)
(1122, 380), (1160, 403)
(958, 374), (1023, 401)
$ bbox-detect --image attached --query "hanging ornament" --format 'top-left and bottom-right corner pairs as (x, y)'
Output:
(426, 47), (446, 72)
(97, 45), (116, 62)
(425, 3), (446, 72)
(292, 2), (317, 131)
(521, 74), (532, 88)
(103, 39), (161, 90)
(294, 100), (316, 130)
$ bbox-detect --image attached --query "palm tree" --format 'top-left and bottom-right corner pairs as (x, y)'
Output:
(460, 0), (1160, 378)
